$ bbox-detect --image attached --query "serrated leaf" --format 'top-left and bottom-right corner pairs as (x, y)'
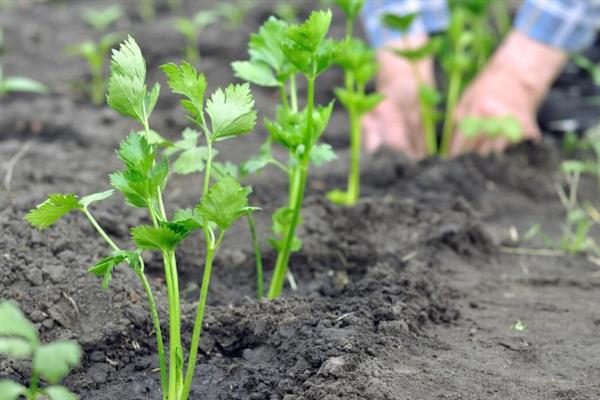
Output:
(196, 176), (256, 231)
(240, 141), (276, 176)
(0, 380), (27, 400)
(335, 38), (377, 85)
(170, 209), (204, 233)
(160, 62), (207, 125)
(25, 194), (82, 230)
(79, 190), (114, 209)
(212, 161), (239, 180)
(0, 301), (39, 345)
(117, 132), (154, 173)
(88, 253), (128, 291)
(109, 171), (148, 208)
(131, 225), (187, 251)
(173, 147), (209, 175)
(335, 0), (364, 19)
(33, 341), (81, 384)
(232, 60), (279, 87)
(206, 83), (257, 141)
(310, 143), (337, 166)
(0, 337), (34, 359)
(248, 17), (290, 74)
(46, 385), (78, 400)
(286, 10), (332, 52)
(381, 12), (418, 33)
(107, 36), (158, 125)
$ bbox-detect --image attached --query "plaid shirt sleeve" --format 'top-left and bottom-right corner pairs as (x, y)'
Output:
(515, 0), (600, 52)
(361, 0), (450, 48)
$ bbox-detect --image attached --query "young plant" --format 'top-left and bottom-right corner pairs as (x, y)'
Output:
(381, 12), (442, 156)
(327, 0), (383, 205)
(81, 4), (123, 32)
(175, 10), (221, 63)
(458, 115), (523, 147)
(65, 33), (121, 105)
(0, 66), (47, 97)
(233, 11), (340, 298)
(0, 301), (81, 400)
(26, 37), (258, 400)
(139, 0), (155, 21)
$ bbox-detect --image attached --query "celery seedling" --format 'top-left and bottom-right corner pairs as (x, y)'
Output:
(175, 10), (221, 63)
(26, 37), (258, 400)
(66, 33), (121, 105)
(381, 12), (442, 156)
(234, 11), (340, 298)
(81, 4), (123, 32)
(0, 301), (81, 400)
(459, 115), (523, 145)
(0, 66), (47, 97)
(327, 0), (382, 205)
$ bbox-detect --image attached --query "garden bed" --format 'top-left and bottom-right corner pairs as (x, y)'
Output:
(1, 1), (599, 399)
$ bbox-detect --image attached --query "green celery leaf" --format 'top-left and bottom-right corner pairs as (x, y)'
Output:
(0, 301), (39, 344)
(390, 37), (443, 60)
(206, 83), (257, 141)
(0, 380), (27, 400)
(79, 190), (114, 208)
(46, 385), (78, 400)
(334, 0), (364, 20)
(196, 176), (257, 231)
(418, 84), (442, 107)
(335, 38), (377, 85)
(144, 129), (172, 147)
(211, 161), (239, 180)
(33, 341), (81, 384)
(381, 12), (418, 33)
(131, 225), (187, 251)
(231, 60), (279, 87)
(173, 147), (209, 175)
(311, 100), (335, 141)
(107, 36), (159, 125)
(314, 39), (341, 76)
(170, 209), (204, 233)
(25, 194), (82, 230)
(82, 4), (123, 31)
(3, 76), (47, 95)
(160, 62), (207, 125)
(117, 132), (154, 173)
(240, 141), (276, 177)
(248, 16), (290, 77)
(310, 143), (337, 166)
(109, 171), (148, 208)
(286, 10), (332, 53)
(0, 337), (34, 359)
(88, 253), (129, 291)
(334, 88), (383, 114)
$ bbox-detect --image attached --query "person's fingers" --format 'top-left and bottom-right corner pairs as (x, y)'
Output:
(362, 113), (382, 153)
(491, 137), (509, 154)
(405, 108), (427, 158)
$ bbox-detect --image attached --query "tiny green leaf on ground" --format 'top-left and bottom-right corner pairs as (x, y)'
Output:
(33, 341), (81, 384)
(0, 380), (27, 400)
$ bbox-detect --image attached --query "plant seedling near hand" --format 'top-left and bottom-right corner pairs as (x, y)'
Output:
(0, 301), (81, 400)
(381, 12), (442, 156)
(26, 37), (259, 400)
(327, 0), (383, 205)
(233, 11), (340, 298)
(0, 66), (47, 97)
(459, 115), (523, 145)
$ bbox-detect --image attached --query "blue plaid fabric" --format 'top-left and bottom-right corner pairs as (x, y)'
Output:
(362, 0), (600, 52)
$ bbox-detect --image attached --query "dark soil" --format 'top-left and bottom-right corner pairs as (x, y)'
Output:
(1, 1), (599, 400)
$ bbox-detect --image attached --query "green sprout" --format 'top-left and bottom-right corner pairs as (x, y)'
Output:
(233, 11), (340, 298)
(459, 115), (523, 145)
(327, 0), (383, 205)
(139, 0), (155, 21)
(381, 12), (442, 156)
(0, 66), (47, 97)
(25, 37), (259, 400)
(0, 301), (82, 400)
(65, 33), (121, 105)
(175, 10), (221, 63)
(81, 4), (123, 32)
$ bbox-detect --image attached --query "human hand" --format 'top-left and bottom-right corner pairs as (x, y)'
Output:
(362, 35), (435, 159)
(450, 31), (567, 156)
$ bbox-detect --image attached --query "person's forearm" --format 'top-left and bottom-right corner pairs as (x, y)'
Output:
(489, 30), (568, 107)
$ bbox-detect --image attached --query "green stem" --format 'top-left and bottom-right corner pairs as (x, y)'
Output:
(246, 212), (264, 298)
(203, 141), (213, 198)
(289, 74), (298, 112)
(288, 166), (301, 209)
(440, 68), (463, 156)
(135, 267), (168, 398)
(419, 85), (438, 155)
(180, 232), (222, 400)
(163, 250), (182, 400)
(279, 84), (289, 113)
(268, 76), (315, 299)
(347, 104), (361, 204)
(90, 63), (104, 106)
(82, 209), (120, 251)
(28, 370), (39, 400)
